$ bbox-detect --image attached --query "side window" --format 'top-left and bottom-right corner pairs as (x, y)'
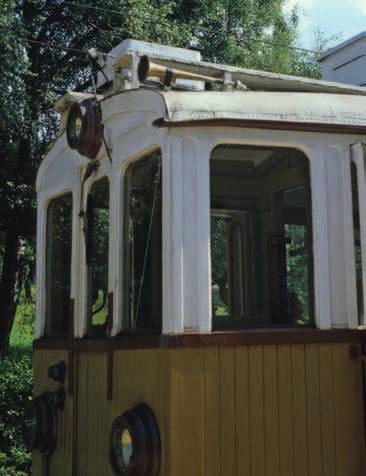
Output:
(46, 193), (73, 336)
(351, 162), (363, 324)
(87, 177), (110, 336)
(123, 150), (162, 333)
(210, 145), (313, 329)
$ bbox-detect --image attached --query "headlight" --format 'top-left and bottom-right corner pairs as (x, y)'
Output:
(110, 404), (161, 476)
(23, 392), (60, 455)
(66, 98), (103, 159)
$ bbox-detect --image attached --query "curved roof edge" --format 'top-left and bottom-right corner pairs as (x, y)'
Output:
(156, 91), (366, 132)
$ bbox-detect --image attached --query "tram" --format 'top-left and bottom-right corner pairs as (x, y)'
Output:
(24, 39), (366, 475)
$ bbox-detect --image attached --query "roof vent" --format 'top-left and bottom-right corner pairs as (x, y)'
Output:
(319, 32), (366, 86)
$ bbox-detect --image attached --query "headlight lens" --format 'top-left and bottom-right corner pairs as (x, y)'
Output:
(66, 98), (103, 159)
(23, 392), (59, 455)
(110, 404), (161, 476)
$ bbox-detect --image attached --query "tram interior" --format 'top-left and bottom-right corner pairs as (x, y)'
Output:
(210, 145), (313, 329)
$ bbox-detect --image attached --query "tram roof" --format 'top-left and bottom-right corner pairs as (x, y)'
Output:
(151, 90), (366, 131)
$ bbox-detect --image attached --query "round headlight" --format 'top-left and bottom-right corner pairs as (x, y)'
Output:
(110, 404), (161, 476)
(23, 392), (59, 455)
(66, 98), (103, 159)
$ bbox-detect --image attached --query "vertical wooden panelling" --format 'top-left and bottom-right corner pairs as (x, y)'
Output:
(218, 347), (236, 476)
(332, 344), (364, 476)
(84, 353), (108, 476)
(111, 349), (170, 476)
(169, 349), (205, 476)
(291, 344), (309, 476)
(33, 343), (366, 476)
(76, 352), (88, 476)
(248, 346), (265, 476)
(235, 346), (250, 476)
(305, 344), (323, 476)
(318, 344), (336, 476)
(204, 347), (220, 476)
(278, 345), (294, 476)
(263, 345), (280, 476)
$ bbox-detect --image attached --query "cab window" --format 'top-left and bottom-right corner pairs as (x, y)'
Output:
(45, 193), (73, 336)
(210, 145), (313, 329)
(123, 150), (162, 333)
(87, 177), (110, 336)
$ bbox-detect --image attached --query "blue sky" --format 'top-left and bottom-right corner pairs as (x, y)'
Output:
(284, 0), (366, 49)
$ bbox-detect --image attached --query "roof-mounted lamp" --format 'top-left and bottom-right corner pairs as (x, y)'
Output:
(66, 98), (103, 159)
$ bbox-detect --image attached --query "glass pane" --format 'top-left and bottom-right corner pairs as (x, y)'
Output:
(210, 145), (313, 329)
(351, 162), (363, 324)
(46, 193), (72, 336)
(123, 151), (162, 333)
(88, 178), (109, 336)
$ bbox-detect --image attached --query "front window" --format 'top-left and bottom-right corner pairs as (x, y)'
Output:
(87, 177), (110, 336)
(45, 193), (73, 336)
(210, 145), (313, 329)
(123, 150), (162, 333)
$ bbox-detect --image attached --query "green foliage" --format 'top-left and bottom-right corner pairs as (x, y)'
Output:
(10, 288), (35, 351)
(0, 350), (33, 475)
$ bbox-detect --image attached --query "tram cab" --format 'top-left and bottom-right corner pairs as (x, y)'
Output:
(26, 39), (366, 476)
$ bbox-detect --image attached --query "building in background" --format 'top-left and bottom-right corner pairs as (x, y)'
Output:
(319, 31), (366, 86)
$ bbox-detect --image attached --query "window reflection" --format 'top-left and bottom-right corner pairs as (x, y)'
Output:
(46, 193), (72, 336)
(87, 177), (109, 336)
(123, 151), (162, 333)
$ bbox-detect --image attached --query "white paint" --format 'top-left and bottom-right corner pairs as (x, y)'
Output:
(36, 88), (366, 337)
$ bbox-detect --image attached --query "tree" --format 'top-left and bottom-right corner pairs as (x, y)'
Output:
(0, 0), (323, 352)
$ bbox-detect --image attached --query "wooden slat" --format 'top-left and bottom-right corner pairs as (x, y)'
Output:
(332, 344), (364, 476)
(85, 353), (108, 476)
(169, 349), (205, 476)
(318, 344), (336, 476)
(219, 347), (236, 476)
(278, 345), (294, 476)
(76, 352), (88, 475)
(204, 347), (220, 476)
(305, 344), (323, 476)
(234, 346), (250, 476)
(291, 344), (309, 476)
(263, 345), (280, 476)
(248, 346), (265, 476)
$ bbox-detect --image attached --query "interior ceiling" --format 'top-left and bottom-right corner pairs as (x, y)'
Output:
(210, 146), (289, 178)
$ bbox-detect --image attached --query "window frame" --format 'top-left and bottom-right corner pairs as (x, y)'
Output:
(85, 176), (111, 337)
(209, 144), (315, 331)
(44, 190), (73, 337)
(120, 148), (163, 336)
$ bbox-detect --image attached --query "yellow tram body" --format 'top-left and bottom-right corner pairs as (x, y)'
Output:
(33, 341), (365, 476)
(29, 39), (366, 475)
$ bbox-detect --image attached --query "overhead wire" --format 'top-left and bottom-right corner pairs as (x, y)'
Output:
(0, 1), (321, 59)
(62, 1), (320, 55)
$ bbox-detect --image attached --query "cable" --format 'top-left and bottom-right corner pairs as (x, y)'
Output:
(62, 1), (319, 55)
(0, 32), (115, 58)
(63, 0), (129, 17)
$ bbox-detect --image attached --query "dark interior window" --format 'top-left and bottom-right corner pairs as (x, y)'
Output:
(123, 150), (162, 333)
(87, 177), (109, 336)
(351, 162), (363, 324)
(46, 193), (72, 336)
(210, 145), (313, 329)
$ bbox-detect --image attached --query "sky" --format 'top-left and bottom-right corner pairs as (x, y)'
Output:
(284, 0), (366, 50)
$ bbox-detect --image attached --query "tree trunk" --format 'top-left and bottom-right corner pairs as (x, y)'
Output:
(0, 224), (22, 353)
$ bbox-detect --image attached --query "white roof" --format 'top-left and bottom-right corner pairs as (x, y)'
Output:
(155, 90), (366, 129)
